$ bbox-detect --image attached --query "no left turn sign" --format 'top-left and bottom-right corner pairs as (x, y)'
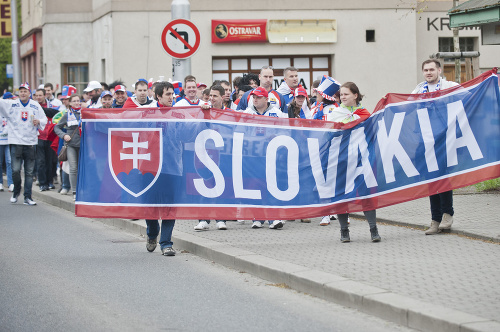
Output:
(161, 19), (201, 59)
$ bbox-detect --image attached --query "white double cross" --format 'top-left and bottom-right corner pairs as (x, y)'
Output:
(120, 132), (151, 169)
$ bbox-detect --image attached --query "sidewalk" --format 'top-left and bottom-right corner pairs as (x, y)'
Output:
(24, 186), (500, 332)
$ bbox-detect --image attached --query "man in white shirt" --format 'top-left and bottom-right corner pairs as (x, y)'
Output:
(174, 75), (208, 107)
(0, 83), (47, 205)
(412, 59), (459, 235)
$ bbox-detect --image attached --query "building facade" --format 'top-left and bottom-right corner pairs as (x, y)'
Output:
(21, 0), (500, 110)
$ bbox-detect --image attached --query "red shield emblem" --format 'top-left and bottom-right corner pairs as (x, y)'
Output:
(108, 128), (163, 197)
(21, 111), (29, 122)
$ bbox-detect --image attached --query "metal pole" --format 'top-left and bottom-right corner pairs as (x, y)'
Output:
(171, 0), (191, 82)
(452, 0), (461, 83)
(10, 0), (21, 91)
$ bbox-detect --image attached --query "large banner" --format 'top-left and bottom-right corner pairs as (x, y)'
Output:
(76, 70), (500, 220)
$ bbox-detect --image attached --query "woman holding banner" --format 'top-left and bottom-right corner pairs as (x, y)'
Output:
(326, 82), (381, 243)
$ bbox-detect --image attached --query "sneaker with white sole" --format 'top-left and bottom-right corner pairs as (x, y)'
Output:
(161, 247), (176, 256)
(23, 197), (37, 206)
(146, 237), (157, 252)
(60, 188), (69, 195)
(8, 184), (14, 192)
(0, 185), (4, 192)
(194, 220), (210, 231)
(319, 216), (331, 226)
(269, 220), (284, 229)
(251, 221), (263, 229)
(216, 221), (227, 230)
(10, 194), (19, 203)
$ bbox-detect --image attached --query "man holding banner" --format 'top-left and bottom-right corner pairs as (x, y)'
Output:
(412, 59), (460, 235)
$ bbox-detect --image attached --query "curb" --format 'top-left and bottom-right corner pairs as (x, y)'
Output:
(32, 191), (500, 332)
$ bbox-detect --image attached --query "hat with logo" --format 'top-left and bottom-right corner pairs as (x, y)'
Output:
(250, 86), (269, 98)
(197, 82), (207, 89)
(100, 90), (113, 98)
(316, 75), (341, 101)
(61, 85), (77, 99)
(294, 87), (308, 98)
(19, 82), (31, 91)
(114, 85), (127, 93)
(84, 81), (103, 92)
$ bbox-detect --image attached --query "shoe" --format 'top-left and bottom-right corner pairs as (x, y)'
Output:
(146, 236), (157, 252)
(60, 188), (69, 195)
(269, 220), (284, 229)
(319, 216), (331, 226)
(237, 220), (245, 224)
(161, 247), (176, 256)
(439, 213), (453, 230)
(23, 197), (37, 206)
(251, 221), (263, 229)
(340, 228), (350, 242)
(194, 220), (210, 231)
(48, 184), (55, 190)
(10, 194), (18, 203)
(35, 179), (39, 185)
(425, 220), (442, 235)
(370, 226), (381, 242)
(8, 184), (14, 192)
(300, 219), (311, 223)
(0, 185), (4, 192)
(39, 185), (49, 192)
(329, 215), (337, 221)
(216, 221), (227, 230)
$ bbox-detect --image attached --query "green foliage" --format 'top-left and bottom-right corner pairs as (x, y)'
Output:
(0, 38), (13, 92)
(474, 178), (500, 192)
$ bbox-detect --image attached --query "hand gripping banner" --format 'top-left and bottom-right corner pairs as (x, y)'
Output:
(76, 69), (500, 220)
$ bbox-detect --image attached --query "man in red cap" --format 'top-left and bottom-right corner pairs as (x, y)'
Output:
(112, 85), (128, 108)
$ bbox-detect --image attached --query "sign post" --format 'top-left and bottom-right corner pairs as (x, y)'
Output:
(169, 0), (196, 82)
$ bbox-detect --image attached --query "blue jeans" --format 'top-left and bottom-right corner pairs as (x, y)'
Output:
(0, 145), (13, 187)
(146, 219), (175, 249)
(61, 169), (70, 190)
(430, 191), (454, 222)
(10, 144), (36, 199)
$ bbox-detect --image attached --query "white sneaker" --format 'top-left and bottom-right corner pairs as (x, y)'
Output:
(251, 221), (263, 229)
(269, 220), (284, 229)
(194, 221), (210, 231)
(10, 194), (18, 203)
(216, 221), (227, 230)
(23, 197), (37, 206)
(0, 185), (4, 192)
(8, 184), (14, 192)
(60, 188), (69, 195)
(319, 216), (331, 226)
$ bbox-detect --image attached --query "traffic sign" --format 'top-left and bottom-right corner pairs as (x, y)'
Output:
(161, 19), (201, 59)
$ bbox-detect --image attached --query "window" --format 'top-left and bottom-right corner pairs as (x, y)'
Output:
(438, 37), (476, 62)
(366, 30), (375, 42)
(62, 63), (89, 94)
(212, 55), (331, 91)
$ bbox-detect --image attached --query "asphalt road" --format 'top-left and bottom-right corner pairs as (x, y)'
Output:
(0, 194), (414, 332)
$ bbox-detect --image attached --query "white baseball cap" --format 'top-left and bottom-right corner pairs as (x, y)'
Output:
(84, 81), (103, 92)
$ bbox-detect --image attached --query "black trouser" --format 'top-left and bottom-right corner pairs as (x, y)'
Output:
(36, 139), (53, 187)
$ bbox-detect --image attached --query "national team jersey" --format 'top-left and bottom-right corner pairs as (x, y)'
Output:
(173, 97), (209, 107)
(0, 116), (8, 145)
(0, 99), (47, 145)
(243, 104), (288, 118)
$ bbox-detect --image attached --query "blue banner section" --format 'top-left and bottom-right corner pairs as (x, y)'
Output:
(76, 73), (500, 219)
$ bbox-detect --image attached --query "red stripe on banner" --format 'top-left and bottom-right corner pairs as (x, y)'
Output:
(81, 106), (364, 130)
(75, 164), (500, 220)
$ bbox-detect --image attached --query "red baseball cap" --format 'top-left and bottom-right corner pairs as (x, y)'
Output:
(294, 87), (308, 97)
(250, 87), (268, 98)
(197, 82), (207, 89)
(114, 85), (127, 93)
